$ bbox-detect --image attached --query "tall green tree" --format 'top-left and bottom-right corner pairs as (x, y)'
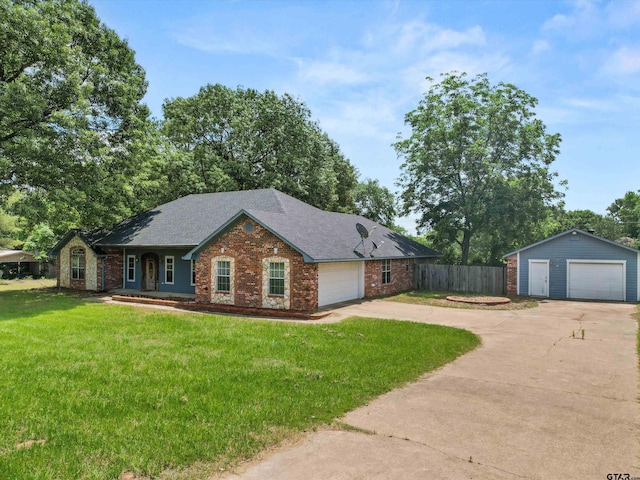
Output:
(395, 72), (563, 265)
(542, 209), (623, 241)
(608, 190), (640, 239)
(353, 179), (397, 228)
(22, 223), (55, 259)
(1, 0), (150, 232)
(161, 84), (357, 212)
(0, 204), (19, 248)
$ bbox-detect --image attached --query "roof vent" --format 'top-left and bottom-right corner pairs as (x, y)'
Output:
(587, 228), (596, 235)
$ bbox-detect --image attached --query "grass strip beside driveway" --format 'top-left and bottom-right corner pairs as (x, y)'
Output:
(0, 290), (479, 479)
(389, 290), (538, 310)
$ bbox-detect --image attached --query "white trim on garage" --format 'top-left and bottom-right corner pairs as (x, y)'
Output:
(517, 252), (520, 295)
(318, 261), (364, 307)
(528, 259), (550, 297)
(566, 259), (626, 301)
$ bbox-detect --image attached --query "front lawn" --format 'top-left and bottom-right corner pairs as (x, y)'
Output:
(0, 277), (56, 292)
(389, 290), (538, 310)
(0, 290), (479, 479)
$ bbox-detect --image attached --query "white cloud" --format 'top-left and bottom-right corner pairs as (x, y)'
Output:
(399, 51), (511, 95)
(394, 22), (486, 55)
(319, 96), (400, 139)
(564, 98), (617, 111)
(606, 0), (640, 29)
(542, 0), (600, 36)
(531, 39), (551, 55)
(297, 61), (368, 86)
(602, 46), (640, 75)
(173, 27), (281, 57)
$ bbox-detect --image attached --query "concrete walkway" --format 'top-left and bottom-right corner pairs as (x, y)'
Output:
(223, 299), (640, 480)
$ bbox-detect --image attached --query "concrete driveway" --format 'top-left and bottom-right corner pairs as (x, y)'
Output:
(224, 299), (639, 480)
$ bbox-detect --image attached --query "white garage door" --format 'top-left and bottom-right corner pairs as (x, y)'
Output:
(318, 262), (364, 307)
(567, 261), (625, 301)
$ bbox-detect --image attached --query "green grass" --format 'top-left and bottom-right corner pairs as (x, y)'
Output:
(0, 278), (56, 292)
(0, 290), (479, 480)
(389, 290), (538, 310)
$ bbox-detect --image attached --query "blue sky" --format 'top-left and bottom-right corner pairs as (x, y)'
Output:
(91, 0), (640, 233)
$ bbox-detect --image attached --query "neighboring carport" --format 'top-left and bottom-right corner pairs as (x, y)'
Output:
(0, 249), (41, 278)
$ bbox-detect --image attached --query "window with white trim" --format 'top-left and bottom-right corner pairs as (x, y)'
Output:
(269, 261), (285, 295)
(71, 248), (85, 280)
(382, 259), (391, 285)
(165, 256), (174, 284)
(191, 260), (196, 286)
(127, 255), (136, 282)
(217, 260), (231, 292)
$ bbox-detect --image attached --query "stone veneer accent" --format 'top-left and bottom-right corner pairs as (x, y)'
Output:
(194, 216), (318, 311)
(506, 254), (518, 296)
(210, 256), (235, 305)
(261, 256), (290, 310)
(364, 258), (434, 298)
(58, 235), (98, 291)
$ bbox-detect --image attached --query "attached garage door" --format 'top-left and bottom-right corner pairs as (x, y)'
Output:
(567, 261), (625, 301)
(318, 262), (363, 307)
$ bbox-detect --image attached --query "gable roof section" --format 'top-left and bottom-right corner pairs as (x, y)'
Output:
(49, 229), (109, 257)
(502, 228), (640, 258)
(96, 189), (439, 262)
(97, 189), (286, 247)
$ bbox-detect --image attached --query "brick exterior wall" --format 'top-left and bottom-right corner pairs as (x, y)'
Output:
(194, 217), (318, 312)
(364, 258), (434, 297)
(506, 254), (518, 296)
(103, 248), (124, 290)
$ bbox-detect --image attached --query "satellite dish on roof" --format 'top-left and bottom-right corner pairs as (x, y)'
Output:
(356, 223), (369, 239)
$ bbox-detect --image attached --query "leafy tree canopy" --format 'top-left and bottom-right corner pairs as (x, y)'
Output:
(608, 190), (640, 239)
(161, 84), (357, 212)
(1, 0), (150, 233)
(22, 223), (55, 259)
(542, 208), (623, 242)
(0, 204), (19, 248)
(395, 72), (564, 265)
(353, 179), (397, 228)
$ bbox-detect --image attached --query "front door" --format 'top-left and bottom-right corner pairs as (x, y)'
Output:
(145, 258), (158, 291)
(529, 260), (549, 297)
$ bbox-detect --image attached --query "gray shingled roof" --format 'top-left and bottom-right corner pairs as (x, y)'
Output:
(49, 228), (110, 256)
(85, 189), (439, 261)
(502, 228), (640, 258)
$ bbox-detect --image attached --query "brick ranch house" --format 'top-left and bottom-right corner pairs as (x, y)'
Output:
(50, 189), (440, 312)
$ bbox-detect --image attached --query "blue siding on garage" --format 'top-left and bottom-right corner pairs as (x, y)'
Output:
(123, 248), (195, 294)
(518, 232), (638, 302)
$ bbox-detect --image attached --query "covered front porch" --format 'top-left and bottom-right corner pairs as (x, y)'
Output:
(110, 288), (195, 301)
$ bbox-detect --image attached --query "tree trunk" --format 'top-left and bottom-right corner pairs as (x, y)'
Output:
(461, 228), (472, 265)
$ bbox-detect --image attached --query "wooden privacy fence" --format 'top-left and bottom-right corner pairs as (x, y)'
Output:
(414, 264), (506, 295)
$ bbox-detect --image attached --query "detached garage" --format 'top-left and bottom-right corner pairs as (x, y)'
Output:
(504, 229), (639, 302)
